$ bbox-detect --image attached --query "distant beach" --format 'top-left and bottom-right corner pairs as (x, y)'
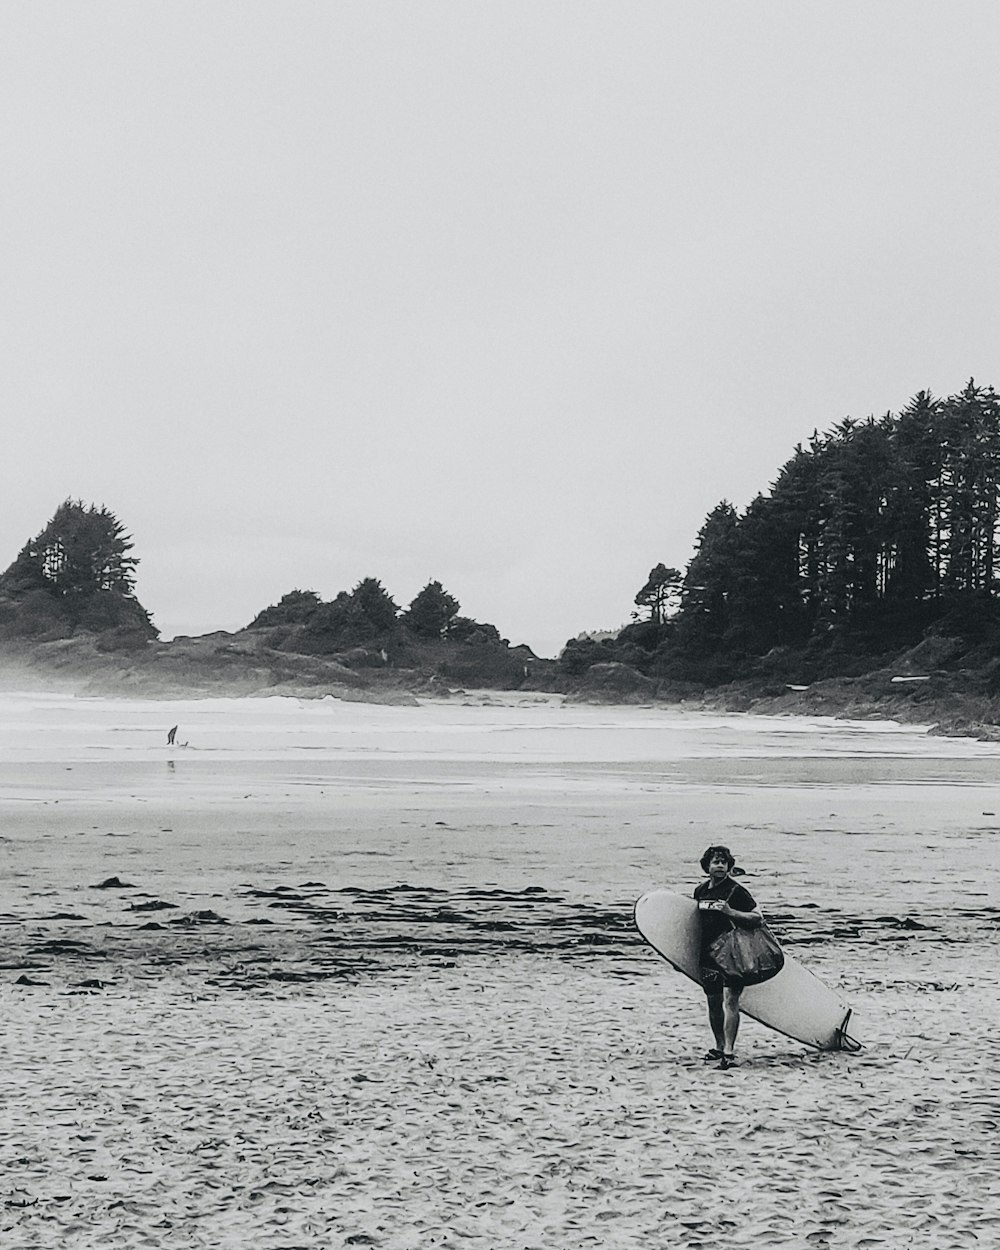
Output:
(0, 692), (997, 1248)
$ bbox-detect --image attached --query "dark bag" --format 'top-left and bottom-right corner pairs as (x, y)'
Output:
(708, 922), (785, 985)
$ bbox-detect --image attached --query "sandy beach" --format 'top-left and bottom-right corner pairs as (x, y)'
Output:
(1, 691), (998, 1248)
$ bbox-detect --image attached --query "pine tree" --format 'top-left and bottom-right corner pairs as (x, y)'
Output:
(405, 581), (461, 638)
(633, 564), (682, 626)
(351, 578), (399, 633)
(1, 500), (139, 600)
(676, 505), (738, 649)
(885, 391), (940, 604)
(938, 381), (1000, 595)
(248, 589), (322, 629)
(0, 500), (155, 638)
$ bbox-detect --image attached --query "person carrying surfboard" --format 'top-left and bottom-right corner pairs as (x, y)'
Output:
(694, 845), (763, 1070)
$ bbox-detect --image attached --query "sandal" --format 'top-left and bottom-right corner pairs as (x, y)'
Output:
(703, 1048), (724, 1062)
(717, 1053), (738, 1070)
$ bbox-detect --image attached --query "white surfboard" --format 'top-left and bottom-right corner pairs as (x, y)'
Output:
(634, 889), (860, 1051)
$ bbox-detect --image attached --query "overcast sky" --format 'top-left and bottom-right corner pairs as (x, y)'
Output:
(4, 3), (1000, 657)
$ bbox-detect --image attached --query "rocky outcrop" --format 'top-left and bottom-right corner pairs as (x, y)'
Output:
(567, 662), (656, 703)
(0, 624), (547, 706)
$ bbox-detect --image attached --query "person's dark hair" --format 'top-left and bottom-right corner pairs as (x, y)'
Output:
(700, 844), (736, 873)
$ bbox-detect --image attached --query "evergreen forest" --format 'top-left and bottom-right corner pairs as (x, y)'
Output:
(564, 381), (1000, 687)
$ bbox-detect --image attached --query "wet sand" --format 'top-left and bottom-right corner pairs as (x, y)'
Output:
(0, 693), (998, 1247)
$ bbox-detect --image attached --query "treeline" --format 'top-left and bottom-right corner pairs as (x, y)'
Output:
(564, 381), (1000, 683)
(247, 579), (509, 656)
(12, 380), (1000, 695)
(0, 501), (518, 666)
(0, 501), (537, 686)
(241, 579), (538, 688)
(0, 500), (156, 647)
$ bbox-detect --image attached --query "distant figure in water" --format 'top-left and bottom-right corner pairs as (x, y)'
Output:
(167, 725), (178, 746)
(694, 845), (762, 1070)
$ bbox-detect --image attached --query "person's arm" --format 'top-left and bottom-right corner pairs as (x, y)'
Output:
(717, 887), (762, 927)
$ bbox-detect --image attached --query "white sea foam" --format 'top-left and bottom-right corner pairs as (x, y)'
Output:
(0, 689), (994, 764)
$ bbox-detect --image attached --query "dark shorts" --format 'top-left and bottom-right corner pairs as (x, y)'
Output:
(700, 963), (745, 995)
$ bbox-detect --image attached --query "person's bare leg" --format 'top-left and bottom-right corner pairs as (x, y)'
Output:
(722, 986), (742, 1057)
(706, 992), (726, 1054)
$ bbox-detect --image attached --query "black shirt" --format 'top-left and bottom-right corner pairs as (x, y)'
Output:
(693, 877), (757, 953)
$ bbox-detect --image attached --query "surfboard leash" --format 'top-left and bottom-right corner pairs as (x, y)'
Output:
(834, 1008), (862, 1052)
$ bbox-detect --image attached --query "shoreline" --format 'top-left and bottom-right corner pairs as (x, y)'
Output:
(2, 664), (993, 743)
(5, 626), (1000, 741)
